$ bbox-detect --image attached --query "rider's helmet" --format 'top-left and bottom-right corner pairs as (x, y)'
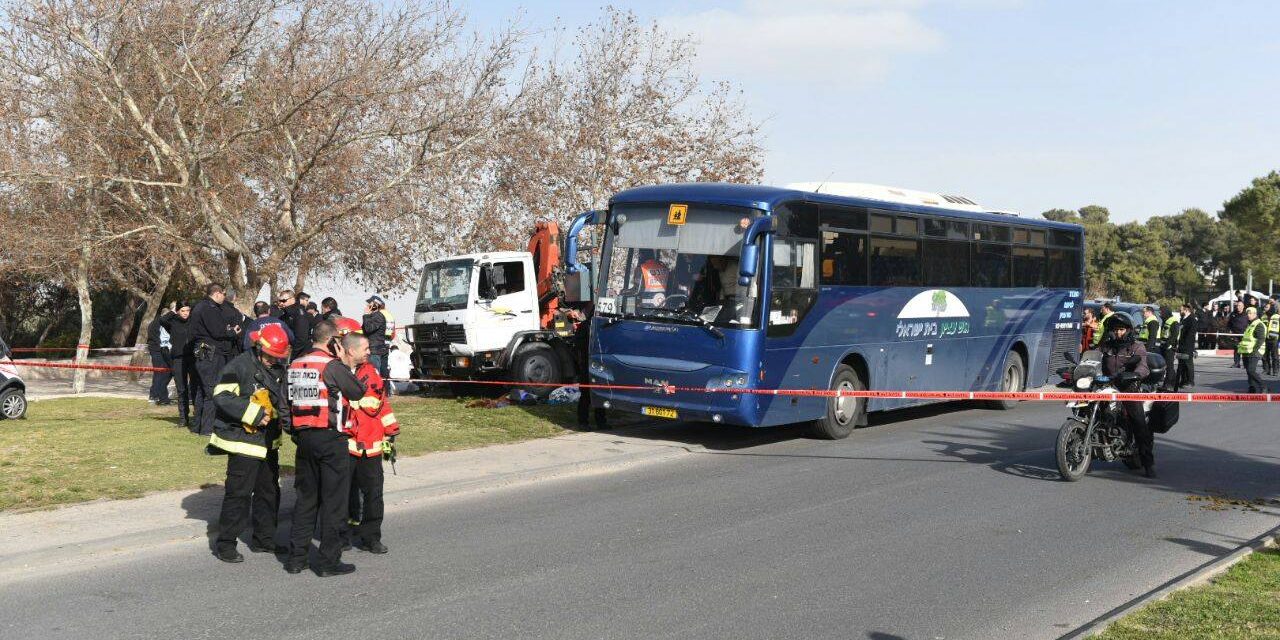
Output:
(1104, 312), (1134, 333)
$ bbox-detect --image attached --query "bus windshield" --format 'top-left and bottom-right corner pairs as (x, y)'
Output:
(599, 204), (761, 328)
(416, 259), (473, 312)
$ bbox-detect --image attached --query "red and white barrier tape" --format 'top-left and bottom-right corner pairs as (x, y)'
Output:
(6, 360), (1278, 403)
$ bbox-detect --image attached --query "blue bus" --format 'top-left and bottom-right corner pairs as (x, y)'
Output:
(565, 183), (1084, 439)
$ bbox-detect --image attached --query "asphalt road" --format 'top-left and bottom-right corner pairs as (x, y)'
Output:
(5, 357), (1279, 640)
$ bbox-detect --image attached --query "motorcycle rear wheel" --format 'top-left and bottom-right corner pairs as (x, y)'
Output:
(1056, 419), (1092, 481)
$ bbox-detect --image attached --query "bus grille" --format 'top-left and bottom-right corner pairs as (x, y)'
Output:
(1049, 328), (1078, 375)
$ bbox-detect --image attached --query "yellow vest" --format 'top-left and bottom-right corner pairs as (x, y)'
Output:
(1238, 318), (1266, 355)
(1268, 314), (1279, 337)
(1092, 311), (1113, 347)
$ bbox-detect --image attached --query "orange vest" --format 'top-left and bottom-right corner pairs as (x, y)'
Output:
(344, 362), (399, 457)
(639, 260), (669, 293)
(288, 350), (336, 430)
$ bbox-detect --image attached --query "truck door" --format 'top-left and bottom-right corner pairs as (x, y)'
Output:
(473, 258), (540, 351)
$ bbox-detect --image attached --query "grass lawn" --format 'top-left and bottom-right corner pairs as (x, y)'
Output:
(1097, 547), (1280, 640)
(0, 395), (580, 512)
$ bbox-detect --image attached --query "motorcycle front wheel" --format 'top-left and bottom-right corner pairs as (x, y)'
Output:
(1056, 419), (1092, 481)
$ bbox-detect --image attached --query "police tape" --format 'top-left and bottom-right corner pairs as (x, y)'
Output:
(6, 360), (1279, 403)
(4, 360), (170, 374)
(9, 346), (144, 353)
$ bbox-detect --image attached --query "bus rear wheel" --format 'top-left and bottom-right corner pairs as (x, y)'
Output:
(987, 351), (1025, 410)
(810, 364), (864, 440)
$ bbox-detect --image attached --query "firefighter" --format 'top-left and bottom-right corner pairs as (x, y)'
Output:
(342, 328), (399, 554)
(284, 320), (376, 577)
(208, 323), (291, 563)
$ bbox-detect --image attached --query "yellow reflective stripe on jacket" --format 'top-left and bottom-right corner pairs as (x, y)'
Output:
(241, 402), (263, 427)
(359, 396), (382, 411)
(1269, 315), (1280, 336)
(213, 382), (241, 396)
(348, 438), (384, 457)
(379, 308), (395, 337)
(380, 412), (397, 427)
(209, 433), (268, 459)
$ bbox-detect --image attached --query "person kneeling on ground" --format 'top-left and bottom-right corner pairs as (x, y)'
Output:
(208, 323), (291, 563)
(342, 334), (400, 555)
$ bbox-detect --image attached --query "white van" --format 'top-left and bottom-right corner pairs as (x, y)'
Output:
(0, 335), (27, 419)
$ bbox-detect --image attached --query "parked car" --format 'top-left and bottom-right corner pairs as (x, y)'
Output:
(0, 335), (26, 420)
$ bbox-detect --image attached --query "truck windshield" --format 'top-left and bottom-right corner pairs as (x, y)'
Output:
(599, 203), (761, 328)
(416, 259), (473, 312)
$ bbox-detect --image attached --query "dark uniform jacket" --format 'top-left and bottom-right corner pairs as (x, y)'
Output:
(191, 298), (238, 355)
(208, 351), (290, 458)
(145, 315), (167, 353)
(159, 312), (193, 358)
(285, 306), (313, 356)
(362, 312), (388, 355)
(1176, 316), (1197, 355)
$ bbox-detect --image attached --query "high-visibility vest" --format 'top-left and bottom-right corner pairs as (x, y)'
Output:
(1091, 312), (1113, 347)
(1163, 313), (1179, 344)
(1138, 316), (1160, 341)
(1238, 319), (1267, 356)
(1269, 313), (1280, 338)
(288, 350), (336, 430)
(638, 260), (669, 293)
(379, 308), (396, 340)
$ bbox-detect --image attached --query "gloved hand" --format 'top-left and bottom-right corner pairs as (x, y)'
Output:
(380, 440), (393, 456)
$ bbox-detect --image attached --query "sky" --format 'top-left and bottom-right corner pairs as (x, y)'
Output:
(459, 0), (1279, 223)
(340, 0), (1280, 318)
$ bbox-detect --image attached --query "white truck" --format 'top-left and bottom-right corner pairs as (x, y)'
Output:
(407, 220), (596, 395)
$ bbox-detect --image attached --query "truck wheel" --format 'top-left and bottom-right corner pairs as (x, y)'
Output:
(512, 344), (562, 398)
(809, 365), (864, 440)
(0, 388), (26, 420)
(986, 351), (1025, 410)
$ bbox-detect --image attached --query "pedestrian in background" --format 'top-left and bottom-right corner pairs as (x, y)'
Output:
(243, 301), (295, 352)
(574, 305), (607, 430)
(161, 301), (195, 427)
(1176, 302), (1198, 388)
(1266, 304), (1280, 376)
(320, 297), (342, 322)
(145, 308), (173, 405)
(1228, 301), (1247, 367)
(1081, 307), (1097, 353)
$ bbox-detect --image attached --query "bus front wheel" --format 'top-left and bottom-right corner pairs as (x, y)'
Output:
(810, 365), (865, 440)
(987, 351), (1025, 410)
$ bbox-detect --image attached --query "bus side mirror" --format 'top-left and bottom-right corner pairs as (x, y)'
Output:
(738, 216), (777, 286)
(565, 210), (603, 274)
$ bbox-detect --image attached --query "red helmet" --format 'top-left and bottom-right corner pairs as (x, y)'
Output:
(335, 316), (363, 336)
(253, 323), (291, 358)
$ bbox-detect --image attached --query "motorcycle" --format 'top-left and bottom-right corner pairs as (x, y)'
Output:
(1055, 349), (1165, 481)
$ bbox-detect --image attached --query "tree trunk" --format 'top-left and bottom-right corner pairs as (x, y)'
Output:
(110, 294), (143, 347)
(133, 263), (177, 349)
(294, 250), (314, 294)
(73, 247), (93, 394)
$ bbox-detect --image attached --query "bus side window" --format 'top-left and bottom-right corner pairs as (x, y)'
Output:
(769, 240), (817, 337)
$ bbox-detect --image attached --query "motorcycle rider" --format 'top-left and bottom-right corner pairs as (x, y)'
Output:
(1099, 312), (1156, 478)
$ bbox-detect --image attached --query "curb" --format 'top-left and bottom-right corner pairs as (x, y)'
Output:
(1060, 522), (1280, 639)
(0, 438), (688, 582)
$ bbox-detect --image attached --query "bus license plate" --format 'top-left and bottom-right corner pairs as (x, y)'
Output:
(642, 406), (678, 420)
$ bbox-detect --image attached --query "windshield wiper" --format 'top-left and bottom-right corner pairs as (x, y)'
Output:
(430, 302), (457, 311)
(645, 308), (724, 339)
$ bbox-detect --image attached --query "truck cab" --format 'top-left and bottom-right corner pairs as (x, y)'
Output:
(408, 220), (597, 394)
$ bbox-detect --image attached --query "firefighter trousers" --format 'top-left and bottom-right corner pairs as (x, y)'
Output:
(215, 450), (280, 553)
(288, 429), (351, 569)
(347, 455), (385, 544)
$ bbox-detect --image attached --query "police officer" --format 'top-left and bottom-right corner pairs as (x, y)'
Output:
(1091, 303), (1115, 348)
(208, 323), (291, 563)
(1239, 306), (1268, 393)
(191, 284), (241, 436)
(285, 320), (376, 577)
(1160, 309), (1180, 390)
(1138, 306), (1161, 353)
(160, 301), (195, 427)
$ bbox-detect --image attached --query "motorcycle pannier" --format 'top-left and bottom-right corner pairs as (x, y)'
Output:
(1150, 401), (1180, 434)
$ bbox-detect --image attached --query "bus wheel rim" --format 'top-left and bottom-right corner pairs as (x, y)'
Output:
(833, 381), (856, 425)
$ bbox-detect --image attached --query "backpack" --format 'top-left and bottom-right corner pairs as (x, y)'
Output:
(1149, 401), (1180, 434)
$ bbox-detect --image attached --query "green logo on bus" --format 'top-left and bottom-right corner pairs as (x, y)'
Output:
(931, 290), (947, 313)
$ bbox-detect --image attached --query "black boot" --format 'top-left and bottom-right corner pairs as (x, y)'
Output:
(316, 562), (356, 577)
(1143, 465), (1157, 479)
(216, 547), (244, 563)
